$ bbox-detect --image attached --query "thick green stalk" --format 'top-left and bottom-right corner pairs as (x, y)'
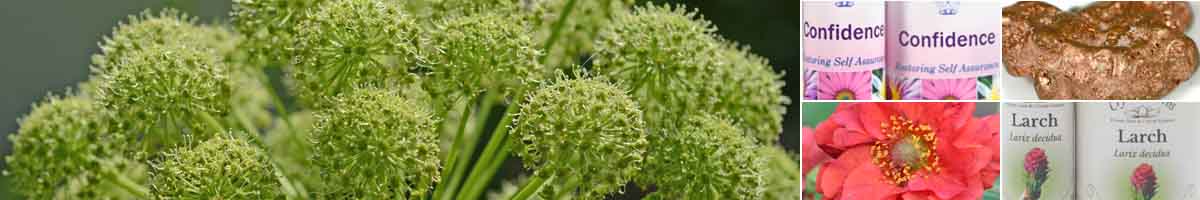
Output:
(455, 89), (525, 200)
(537, 0), (579, 64)
(432, 97), (476, 200)
(553, 176), (582, 200)
(101, 166), (149, 199)
(197, 112), (227, 135)
(438, 92), (498, 200)
(455, 132), (509, 200)
(509, 174), (555, 200)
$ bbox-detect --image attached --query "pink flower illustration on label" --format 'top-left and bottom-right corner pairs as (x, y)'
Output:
(921, 78), (977, 100)
(815, 71), (873, 100)
(1024, 148), (1049, 200)
(1131, 163), (1158, 200)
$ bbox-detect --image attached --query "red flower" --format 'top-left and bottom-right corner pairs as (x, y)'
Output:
(1131, 163), (1157, 200)
(813, 103), (999, 200)
(803, 127), (832, 174)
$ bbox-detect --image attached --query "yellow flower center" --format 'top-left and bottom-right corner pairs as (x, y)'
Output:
(835, 89), (856, 100)
(871, 115), (941, 186)
(887, 83), (901, 100)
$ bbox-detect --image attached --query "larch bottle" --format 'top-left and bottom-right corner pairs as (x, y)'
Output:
(1076, 102), (1198, 200)
(1003, 102), (1075, 200)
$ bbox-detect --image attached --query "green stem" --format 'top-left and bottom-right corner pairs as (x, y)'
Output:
(456, 91), (525, 200)
(257, 67), (296, 135)
(433, 94), (482, 200)
(455, 134), (509, 200)
(509, 174), (555, 200)
(448, 92), (499, 196)
(232, 107), (262, 137)
(101, 166), (150, 199)
(197, 112), (226, 134)
(537, 0), (579, 65)
(552, 175), (581, 200)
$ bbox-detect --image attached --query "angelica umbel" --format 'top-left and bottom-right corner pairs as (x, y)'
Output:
(4, 1), (797, 199)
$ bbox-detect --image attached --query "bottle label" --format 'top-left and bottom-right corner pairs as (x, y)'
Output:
(1077, 103), (1199, 200)
(884, 1), (1000, 100)
(1003, 103), (1075, 200)
(802, 1), (885, 100)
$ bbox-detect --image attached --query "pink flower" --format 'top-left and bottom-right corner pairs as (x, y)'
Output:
(921, 78), (977, 100)
(887, 77), (919, 100)
(817, 71), (873, 100)
(1024, 148), (1049, 200)
(1024, 148), (1047, 174)
(813, 103), (999, 200)
(1131, 163), (1157, 200)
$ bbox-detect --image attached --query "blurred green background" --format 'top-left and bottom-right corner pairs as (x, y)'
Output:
(0, 0), (799, 198)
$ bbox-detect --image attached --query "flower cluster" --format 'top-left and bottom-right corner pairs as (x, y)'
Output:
(510, 78), (647, 199)
(4, 0), (793, 199)
(3, 95), (125, 199)
(806, 102), (1000, 199)
(150, 133), (281, 199)
(594, 4), (787, 145)
(310, 87), (441, 198)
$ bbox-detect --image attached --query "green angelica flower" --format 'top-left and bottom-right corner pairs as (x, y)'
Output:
(90, 9), (221, 72)
(510, 78), (647, 199)
(425, 11), (547, 102)
(290, 0), (423, 109)
(90, 10), (243, 149)
(231, 0), (325, 61)
(758, 146), (802, 200)
(149, 132), (283, 199)
(310, 87), (441, 198)
(94, 39), (231, 145)
(639, 114), (765, 199)
(4, 95), (127, 199)
(593, 4), (787, 144)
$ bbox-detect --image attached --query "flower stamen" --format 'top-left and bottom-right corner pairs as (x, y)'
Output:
(871, 115), (941, 186)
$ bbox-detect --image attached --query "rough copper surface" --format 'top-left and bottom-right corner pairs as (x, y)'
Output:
(1002, 1), (1199, 99)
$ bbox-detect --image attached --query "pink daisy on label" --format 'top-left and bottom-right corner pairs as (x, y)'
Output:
(887, 77), (919, 100)
(921, 78), (976, 100)
(817, 71), (872, 100)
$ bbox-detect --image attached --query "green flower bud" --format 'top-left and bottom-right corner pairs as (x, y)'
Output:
(510, 78), (647, 199)
(310, 87), (441, 198)
(290, 0), (423, 109)
(593, 4), (787, 144)
(425, 12), (547, 102)
(758, 146), (802, 200)
(4, 95), (127, 199)
(639, 114), (765, 199)
(149, 133), (282, 199)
